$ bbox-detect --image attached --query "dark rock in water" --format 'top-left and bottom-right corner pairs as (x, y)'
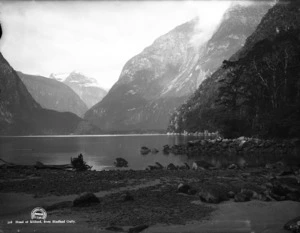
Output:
(73, 192), (100, 207)
(178, 163), (190, 170)
(114, 158), (128, 168)
(163, 145), (170, 154)
(140, 146), (151, 155)
(167, 163), (177, 170)
(187, 140), (200, 147)
(35, 161), (44, 169)
(118, 192), (134, 202)
(128, 224), (149, 233)
(44, 201), (72, 211)
(192, 160), (214, 170)
(148, 162), (163, 170)
(151, 148), (159, 154)
(284, 216), (300, 232)
(105, 226), (124, 232)
(184, 163), (190, 170)
(198, 184), (229, 204)
(148, 165), (159, 170)
(155, 162), (164, 169)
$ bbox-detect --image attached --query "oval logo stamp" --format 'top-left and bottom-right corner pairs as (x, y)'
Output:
(31, 207), (47, 220)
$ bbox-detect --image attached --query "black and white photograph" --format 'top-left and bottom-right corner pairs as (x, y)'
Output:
(0, 0), (299, 232)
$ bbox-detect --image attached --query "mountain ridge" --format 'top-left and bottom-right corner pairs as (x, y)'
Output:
(50, 71), (107, 108)
(0, 52), (100, 135)
(18, 71), (88, 117)
(84, 3), (271, 132)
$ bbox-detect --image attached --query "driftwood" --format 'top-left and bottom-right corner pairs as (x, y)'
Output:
(0, 158), (73, 170)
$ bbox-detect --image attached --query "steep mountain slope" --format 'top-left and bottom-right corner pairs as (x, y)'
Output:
(18, 72), (88, 117)
(0, 53), (99, 135)
(84, 19), (199, 132)
(190, 3), (271, 83)
(169, 1), (300, 138)
(50, 71), (107, 108)
(84, 3), (270, 132)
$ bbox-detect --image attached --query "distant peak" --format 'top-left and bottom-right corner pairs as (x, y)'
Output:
(49, 72), (69, 82)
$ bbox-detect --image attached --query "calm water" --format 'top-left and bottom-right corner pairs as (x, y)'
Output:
(0, 135), (297, 170)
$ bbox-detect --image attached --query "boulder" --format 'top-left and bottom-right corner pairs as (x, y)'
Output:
(178, 163), (190, 170)
(177, 183), (190, 194)
(73, 192), (100, 207)
(35, 161), (45, 169)
(257, 193), (272, 202)
(148, 165), (159, 170)
(284, 216), (300, 232)
(177, 183), (197, 195)
(234, 193), (251, 202)
(114, 158), (128, 168)
(184, 163), (190, 170)
(163, 145), (170, 154)
(192, 160), (214, 170)
(155, 162), (164, 169)
(198, 184), (229, 204)
(118, 192), (134, 202)
(167, 163), (177, 170)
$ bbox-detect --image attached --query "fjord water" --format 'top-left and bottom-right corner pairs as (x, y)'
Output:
(0, 135), (296, 170)
(0, 135), (195, 170)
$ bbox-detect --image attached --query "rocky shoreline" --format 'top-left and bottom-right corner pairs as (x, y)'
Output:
(163, 137), (299, 156)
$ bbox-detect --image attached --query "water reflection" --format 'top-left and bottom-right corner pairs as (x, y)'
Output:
(0, 135), (298, 170)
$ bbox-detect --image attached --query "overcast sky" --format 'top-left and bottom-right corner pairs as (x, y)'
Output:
(0, 1), (232, 90)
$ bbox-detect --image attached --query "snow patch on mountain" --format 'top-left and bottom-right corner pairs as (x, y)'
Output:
(49, 72), (69, 82)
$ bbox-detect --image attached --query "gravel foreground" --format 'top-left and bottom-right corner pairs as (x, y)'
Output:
(0, 165), (300, 233)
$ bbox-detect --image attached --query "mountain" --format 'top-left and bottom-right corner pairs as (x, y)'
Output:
(191, 2), (271, 83)
(0, 53), (100, 135)
(17, 72), (88, 117)
(50, 71), (107, 108)
(84, 3), (270, 133)
(168, 0), (300, 138)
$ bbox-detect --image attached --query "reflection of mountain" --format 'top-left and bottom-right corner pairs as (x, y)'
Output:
(0, 53), (100, 135)
(169, 1), (300, 138)
(84, 3), (270, 133)
(18, 71), (88, 117)
(50, 71), (107, 108)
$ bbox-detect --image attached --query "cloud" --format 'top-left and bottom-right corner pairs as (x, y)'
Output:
(188, 1), (231, 48)
(0, 1), (231, 90)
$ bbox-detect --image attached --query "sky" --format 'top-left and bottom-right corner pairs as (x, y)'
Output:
(0, 1), (232, 90)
